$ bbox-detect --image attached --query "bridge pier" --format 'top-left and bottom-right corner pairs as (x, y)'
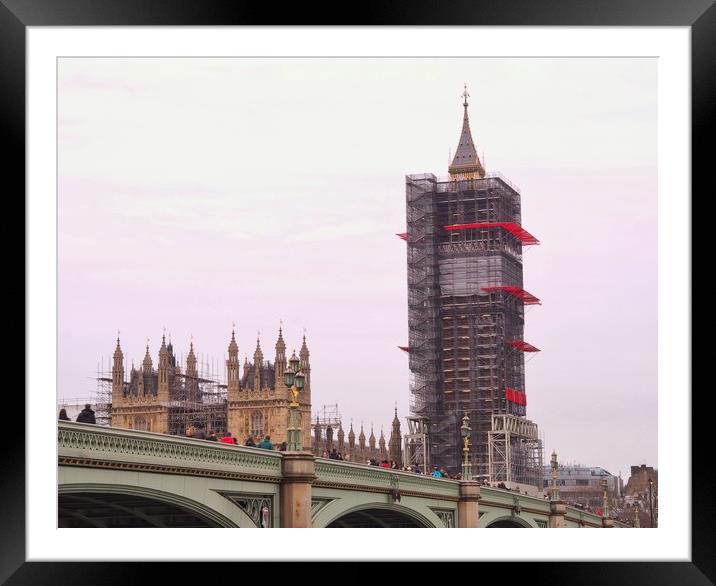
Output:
(549, 501), (566, 527)
(280, 452), (316, 528)
(457, 481), (481, 528)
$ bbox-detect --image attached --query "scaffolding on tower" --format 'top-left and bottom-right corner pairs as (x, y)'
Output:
(405, 171), (544, 486)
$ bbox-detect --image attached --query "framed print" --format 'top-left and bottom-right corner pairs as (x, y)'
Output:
(4, 0), (710, 581)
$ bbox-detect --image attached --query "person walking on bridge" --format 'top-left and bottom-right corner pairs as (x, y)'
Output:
(76, 404), (96, 424)
(257, 435), (274, 450)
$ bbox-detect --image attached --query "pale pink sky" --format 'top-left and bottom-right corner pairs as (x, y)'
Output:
(58, 57), (657, 478)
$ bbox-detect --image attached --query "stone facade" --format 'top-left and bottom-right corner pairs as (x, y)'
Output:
(109, 328), (312, 447)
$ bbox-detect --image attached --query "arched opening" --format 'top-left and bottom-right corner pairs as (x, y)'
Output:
(487, 517), (529, 528)
(327, 507), (430, 528)
(58, 492), (221, 528)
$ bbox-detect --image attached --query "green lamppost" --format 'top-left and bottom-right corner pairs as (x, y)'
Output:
(284, 351), (305, 451)
(460, 411), (471, 480)
(550, 451), (560, 501)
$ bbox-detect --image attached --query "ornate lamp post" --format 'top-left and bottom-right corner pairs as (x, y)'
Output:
(460, 411), (471, 480)
(284, 351), (304, 451)
(648, 478), (654, 528)
(601, 476), (609, 519)
(550, 451), (560, 501)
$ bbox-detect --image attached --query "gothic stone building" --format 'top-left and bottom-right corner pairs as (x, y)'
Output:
(109, 328), (312, 448)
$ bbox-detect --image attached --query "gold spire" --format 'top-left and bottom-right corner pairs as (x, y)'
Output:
(448, 84), (485, 180)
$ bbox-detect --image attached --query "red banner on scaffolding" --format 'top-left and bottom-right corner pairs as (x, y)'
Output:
(506, 340), (541, 352)
(506, 387), (527, 406)
(443, 222), (540, 245)
(482, 286), (541, 305)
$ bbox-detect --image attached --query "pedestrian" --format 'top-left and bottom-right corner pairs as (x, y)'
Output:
(58, 408), (70, 421)
(337, 452), (344, 461)
(380, 460), (390, 468)
(185, 425), (195, 438)
(257, 435), (274, 450)
(431, 466), (442, 478)
(193, 424), (206, 440)
(439, 467), (448, 478)
(219, 431), (235, 445)
(414, 464), (421, 475)
(76, 403), (96, 424)
(206, 430), (218, 441)
(390, 460), (398, 469)
(329, 448), (340, 460)
(245, 435), (256, 447)
(279, 441), (287, 451)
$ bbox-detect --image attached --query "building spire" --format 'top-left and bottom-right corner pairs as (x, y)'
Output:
(448, 84), (485, 179)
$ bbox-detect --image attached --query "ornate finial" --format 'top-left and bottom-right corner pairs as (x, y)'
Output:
(462, 83), (469, 107)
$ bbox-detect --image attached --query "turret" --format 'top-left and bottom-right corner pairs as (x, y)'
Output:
(139, 343), (152, 395)
(379, 428), (387, 460)
(358, 423), (366, 461)
(111, 335), (124, 403)
(186, 341), (198, 402)
(314, 416), (322, 456)
(227, 328), (240, 399)
(389, 405), (403, 467)
(299, 334), (310, 402)
(274, 326), (286, 390)
(348, 421), (356, 458)
(337, 423), (345, 454)
(253, 337), (263, 391)
(326, 425), (334, 452)
(158, 334), (170, 402)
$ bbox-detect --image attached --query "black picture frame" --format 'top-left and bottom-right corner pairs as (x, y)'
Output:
(4, 0), (709, 581)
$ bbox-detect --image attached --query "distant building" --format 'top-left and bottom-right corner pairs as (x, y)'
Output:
(106, 327), (312, 448)
(624, 464), (658, 497)
(543, 464), (623, 510)
(310, 406), (403, 467)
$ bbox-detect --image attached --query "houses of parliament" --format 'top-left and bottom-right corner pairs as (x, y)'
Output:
(108, 328), (402, 463)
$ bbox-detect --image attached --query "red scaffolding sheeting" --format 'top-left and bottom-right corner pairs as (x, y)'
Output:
(482, 286), (541, 305)
(505, 387), (527, 406)
(443, 222), (540, 245)
(396, 232), (408, 241)
(506, 340), (541, 352)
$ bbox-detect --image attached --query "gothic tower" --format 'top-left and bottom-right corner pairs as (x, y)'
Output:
(111, 336), (124, 404)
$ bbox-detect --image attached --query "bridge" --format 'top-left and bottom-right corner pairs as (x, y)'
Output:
(58, 422), (619, 528)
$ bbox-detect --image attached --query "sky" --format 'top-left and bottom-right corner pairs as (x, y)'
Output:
(58, 57), (657, 480)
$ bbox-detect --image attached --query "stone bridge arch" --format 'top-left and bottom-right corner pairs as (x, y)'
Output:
(58, 482), (256, 528)
(313, 499), (443, 528)
(484, 514), (535, 528)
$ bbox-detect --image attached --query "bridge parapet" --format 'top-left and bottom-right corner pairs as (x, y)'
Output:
(58, 421), (283, 480)
(314, 458), (461, 500)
